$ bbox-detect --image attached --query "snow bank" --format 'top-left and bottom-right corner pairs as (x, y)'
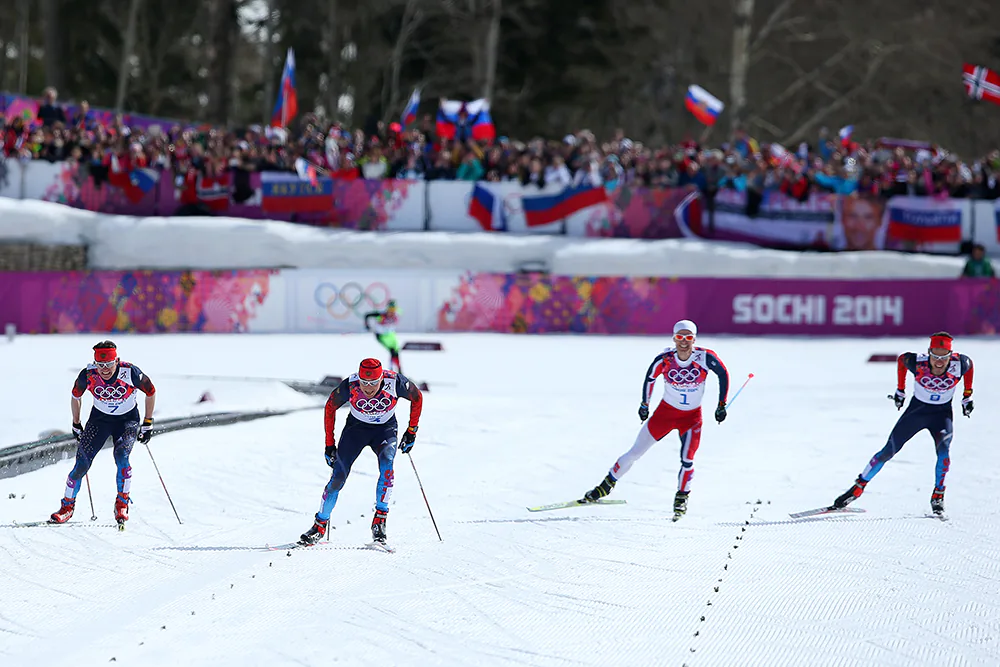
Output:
(0, 197), (970, 278)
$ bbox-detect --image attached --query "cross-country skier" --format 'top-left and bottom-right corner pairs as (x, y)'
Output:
(365, 300), (402, 372)
(832, 332), (974, 516)
(300, 357), (423, 546)
(581, 320), (730, 519)
(49, 341), (157, 525)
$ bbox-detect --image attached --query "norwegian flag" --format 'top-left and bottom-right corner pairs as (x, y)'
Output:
(963, 63), (1000, 106)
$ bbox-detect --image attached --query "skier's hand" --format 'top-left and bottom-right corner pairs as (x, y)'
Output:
(888, 390), (905, 410)
(714, 401), (727, 423)
(399, 426), (417, 453)
(136, 418), (153, 444)
(324, 444), (337, 467)
(72, 422), (84, 442)
(962, 396), (974, 418)
(638, 403), (649, 422)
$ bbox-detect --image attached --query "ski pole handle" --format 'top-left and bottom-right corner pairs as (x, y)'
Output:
(725, 373), (754, 410)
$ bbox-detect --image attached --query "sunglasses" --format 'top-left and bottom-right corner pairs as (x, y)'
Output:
(928, 350), (950, 361)
(95, 360), (117, 369)
(358, 376), (382, 387)
(673, 334), (696, 342)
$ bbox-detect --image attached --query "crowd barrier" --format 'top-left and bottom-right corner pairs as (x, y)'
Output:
(1, 269), (997, 337)
(2, 160), (997, 252)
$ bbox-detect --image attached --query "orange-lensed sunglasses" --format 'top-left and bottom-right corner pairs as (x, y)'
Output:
(673, 334), (695, 342)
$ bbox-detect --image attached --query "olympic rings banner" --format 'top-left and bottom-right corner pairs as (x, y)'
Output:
(4, 269), (1000, 336)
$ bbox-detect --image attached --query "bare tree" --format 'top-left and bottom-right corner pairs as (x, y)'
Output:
(382, 0), (425, 120)
(115, 0), (143, 111)
(42, 0), (63, 93)
(482, 0), (500, 101)
(729, 0), (754, 137)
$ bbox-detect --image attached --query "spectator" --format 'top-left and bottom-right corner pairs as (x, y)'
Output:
(457, 150), (484, 181)
(37, 87), (67, 127)
(961, 244), (996, 278)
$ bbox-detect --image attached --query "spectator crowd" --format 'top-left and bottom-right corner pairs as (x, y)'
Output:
(3, 87), (1000, 202)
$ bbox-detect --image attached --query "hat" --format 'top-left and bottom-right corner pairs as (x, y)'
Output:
(673, 320), (698, 336)
(93, 340), (118, 363)
(389, 122), (402, 132)
(359, 358), (383, 381)
(929, 332), (953, 351)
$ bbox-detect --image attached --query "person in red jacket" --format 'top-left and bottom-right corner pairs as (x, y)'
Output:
(299, 358), (423, 547)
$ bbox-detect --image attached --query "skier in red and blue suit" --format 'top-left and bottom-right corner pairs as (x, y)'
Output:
(833, 331), (974, 516)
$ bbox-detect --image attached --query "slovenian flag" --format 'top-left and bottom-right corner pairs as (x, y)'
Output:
(684, 85), (724, 126)
(521, 185), (608, 227)
(437, 99), (496, 142)
(401, 88), (420, 127)
(270, 48), (298, 128)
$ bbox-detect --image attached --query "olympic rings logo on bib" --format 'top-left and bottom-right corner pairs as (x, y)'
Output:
(94, 385), (129, 400)
(314, 282), (391, 320)
(667, 368), (702, 385)
(355, 396), (394, 412)
(919, 375), (955, 392)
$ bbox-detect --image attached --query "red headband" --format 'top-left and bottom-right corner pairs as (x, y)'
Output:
(94, 347), (118, 363)
(929, 335), (952, 351)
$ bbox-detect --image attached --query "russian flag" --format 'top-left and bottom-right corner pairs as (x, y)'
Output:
(401, 88), (420, 127)
(838, 125), (854, 142)
(270, 48), (298, 128)
(468, 183), (496, 231)
(887, 201), (962, 244)
(437, 99), (496, 142)
(684, 85), (724, 126)
(521, 185), (608, 227)
(260, 171), (333, 214)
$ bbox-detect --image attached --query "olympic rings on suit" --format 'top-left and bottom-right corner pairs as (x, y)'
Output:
(919, 376), (955, 392)
(355, 396), (394, 411)
(313, 282), (391, 320)
(93, 385), (129, 400)
(667, 368), (702, 385)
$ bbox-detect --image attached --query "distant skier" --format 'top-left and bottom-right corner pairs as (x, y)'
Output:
(300, 357), (424, 546)
(49, 341), (157, 526)
(832, 332), (974, 516)
(581, 320), (730, 519)
(365, 299), (402, 373)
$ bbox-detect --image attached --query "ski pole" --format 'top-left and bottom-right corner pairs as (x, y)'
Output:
(144, 443), (182, 524)
(725, 373), (755, 410)
(407, 452), (442, 541)
(84, 473), (97, 521)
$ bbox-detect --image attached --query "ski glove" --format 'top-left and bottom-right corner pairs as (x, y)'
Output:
(72, 422), (84, 442)
(399, 426), (418, 453)
(962, 396), (974, 418)
(714, 402), (727, 424)
(136, 418), (153, 444)
(889, 390), (905, 410)
(324, 444), (337, 467)
(638, 403), (649, 422)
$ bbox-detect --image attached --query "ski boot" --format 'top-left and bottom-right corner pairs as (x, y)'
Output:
(371, 509), (388, 544)
(48, 497), (76, 524)
(930, 489), (945, 516)
(583, 474), (617, 503)
(299, 517), (329, 545)
(114, 493), (130, 529)
(672, 491), (689, 521)
(833, 476), (868, 509)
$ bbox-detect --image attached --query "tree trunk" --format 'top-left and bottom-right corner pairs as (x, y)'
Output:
(326, 0), (341, 121)
(43, 0), (63, 93)
(729, 0), (754, 137)
(115, 0), (142, 111)
(262, 0), (279, 125)
(210, 0), (237, 125)
(386, 0), (422, 122)
(17, 0), (30, 95)
(482, 0), (500, 101)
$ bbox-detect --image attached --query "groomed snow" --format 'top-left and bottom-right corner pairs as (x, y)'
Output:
(1, 332), (998, 666)
(0, 197), (975, 278)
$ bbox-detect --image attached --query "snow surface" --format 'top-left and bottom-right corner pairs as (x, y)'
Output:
(0, 197), (975, 278)
(1, 332), (999, 667)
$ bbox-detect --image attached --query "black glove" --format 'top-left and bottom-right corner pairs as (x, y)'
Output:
(72, 422), (84, 442)
(638, 403), (649, 422)
(324, 444), (337, 467)
(888, 390), (905, 410)
(399, 426), (418, 453)
(136, 418), (153, 444)
(962, 396), (974, 418)
(714, 402), (727, 423)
